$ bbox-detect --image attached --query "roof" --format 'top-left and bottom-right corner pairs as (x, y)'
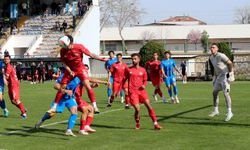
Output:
(160, 16), (206, 25)
(101, 24), (250, 41)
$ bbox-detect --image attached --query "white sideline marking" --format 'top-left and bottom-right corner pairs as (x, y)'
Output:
(0, 98), (210, 136)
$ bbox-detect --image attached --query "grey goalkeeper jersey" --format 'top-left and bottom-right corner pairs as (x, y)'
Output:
(209, 52), (229, 79)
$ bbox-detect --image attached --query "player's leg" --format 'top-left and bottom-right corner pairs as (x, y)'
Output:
(35, 101), (64, 128)
(171, 77), (179, 104)
(107, 81), (119, 107)
(84, 104), (96, 133)
(130, 93), (140, 129)
(154, 84), (167, 103)
(65, 99), (78, 137)
(9, 86), (27, 118)
(83, 79), (99, 113)
(120, 90), (124, 103)
(123, 87), (130, 109)
(141, 91), (161, 130)
(164, 78), (174, 103)
(78, 106), (89, 135)
(223, 81), (233, 121)
(209, 80), (221, 117)
(107, 76), (113, 102)
(0, 87), (9, 117)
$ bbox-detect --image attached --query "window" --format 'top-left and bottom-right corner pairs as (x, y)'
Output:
(105, 44), (117, 51)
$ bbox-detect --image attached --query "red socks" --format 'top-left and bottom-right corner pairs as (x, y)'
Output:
(148, 108), (157, 122)
(17, 102), (26, 114)
(80, 120), (86, 130)
(87, 88), (96, 103)
(86, 116), (93, 126)
(54, 91), (63, 104)
(155, 88), (163, 97)
(125, 95), (130, 105)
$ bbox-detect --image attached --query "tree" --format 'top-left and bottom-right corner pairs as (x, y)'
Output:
(139, 41), (165, 67)
(187, 29), (202, 50)
(235, 5), (250, 24)
(141, 30), (156, 44)
(201, 30), (210, 53)
(99, 0), (115, 32)
(100, 0), (144, 53)
(217, 42), (234, 62)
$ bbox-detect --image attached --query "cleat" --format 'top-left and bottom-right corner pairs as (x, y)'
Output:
(208, 111), (219, 117)
(94, 107), (100, 114)
(171, 97), (176, 104)
(135, 123), (140, 130)
(125, 105), (130, 109)
(162, 97), (167, 103)
(153, 94), (158, 101)
(154, 124), (162, 130)
(3, 109), (9, 117)
(65, 130), (77, 137)
(175, 96), (180, 104)
(106, 103), (112, 107)
(225, 112), (233, 122)
(84, 125), (96, 133)
(21, 113), (27, 119)
(79, 130), (89, 135)
(121, 97), (124, 103)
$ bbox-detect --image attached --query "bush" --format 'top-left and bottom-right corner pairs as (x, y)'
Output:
(139, 41), (165, 67)
(217, 42), (234, 62)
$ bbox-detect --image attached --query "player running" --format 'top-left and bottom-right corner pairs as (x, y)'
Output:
(145, 52), (167, 103)
(50, 35), (106, 114)
(107, 53), (130, 109)
(209, 43), (234, 122)
(3, 55), (27, 118)
(0, 60), (9, 117)
(124, 53), (161, 130)
(161, 51), (182, 104)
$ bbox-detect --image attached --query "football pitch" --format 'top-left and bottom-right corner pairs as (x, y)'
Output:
(0, 81), (249, 150)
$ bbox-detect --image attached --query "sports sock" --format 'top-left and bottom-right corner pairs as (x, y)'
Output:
(17, 102), (26, 114)
(67, 114), (77, 129)
(86, 116), (93, 126)
(87, 88), (96, 103)
(125, 95), (129, 105)
(92, 102), (97, 109)
(42, 112), (51, 121)
(80, 119), (86, 130)
(120, 90), (124, 97)
(168, 88), (173, 97)
(148, 108), (157, 122)
(0, 99), (6, 109)
(157, 88), (163, 97)
(54, 91), (63, 104)
(110, 95), (114, 103)
(173, 86), (178, 95)
(107, 88), (112, 97)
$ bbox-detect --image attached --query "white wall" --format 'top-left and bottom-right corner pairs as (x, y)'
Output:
(73, 4), (100, 70)
(1, 35), (37, 57)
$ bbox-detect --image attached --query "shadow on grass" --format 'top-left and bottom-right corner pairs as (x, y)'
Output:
(157, 105), (212, 122)
(1, 126), (69, 140)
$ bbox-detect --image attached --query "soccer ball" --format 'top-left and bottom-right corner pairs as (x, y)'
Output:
(58, 36), (70, 48)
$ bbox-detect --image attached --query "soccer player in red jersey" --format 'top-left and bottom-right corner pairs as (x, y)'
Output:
(145, 52), (167, 103)
(50, 35), (106, 113)
(124, 53), (161, 130)
(107, 53), (130, 109)
(3, 55), (27, 119)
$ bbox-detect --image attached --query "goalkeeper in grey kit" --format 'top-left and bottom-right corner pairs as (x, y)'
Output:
(209, 43), (235, 122)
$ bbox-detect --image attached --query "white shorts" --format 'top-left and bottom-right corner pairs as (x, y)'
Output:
(213, 76), (230, 92)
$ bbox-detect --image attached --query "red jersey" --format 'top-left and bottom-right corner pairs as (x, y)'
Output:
(145, 60), (162, 76)
(4, 64), (19, 88)
(110, 62), (127, 83)
(125, 66), (147, 93)
(60, 44), (91, 73)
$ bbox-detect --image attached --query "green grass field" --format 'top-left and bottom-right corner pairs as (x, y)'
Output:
(0, 81), (249, 150)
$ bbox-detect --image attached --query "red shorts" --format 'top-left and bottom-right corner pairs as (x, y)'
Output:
(150, 75), (162, 86)
(61, 69), (89, 84)
(129, 90), (149, 106)
(113, 81), (128, 93)
(8, 85), (20, 101)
